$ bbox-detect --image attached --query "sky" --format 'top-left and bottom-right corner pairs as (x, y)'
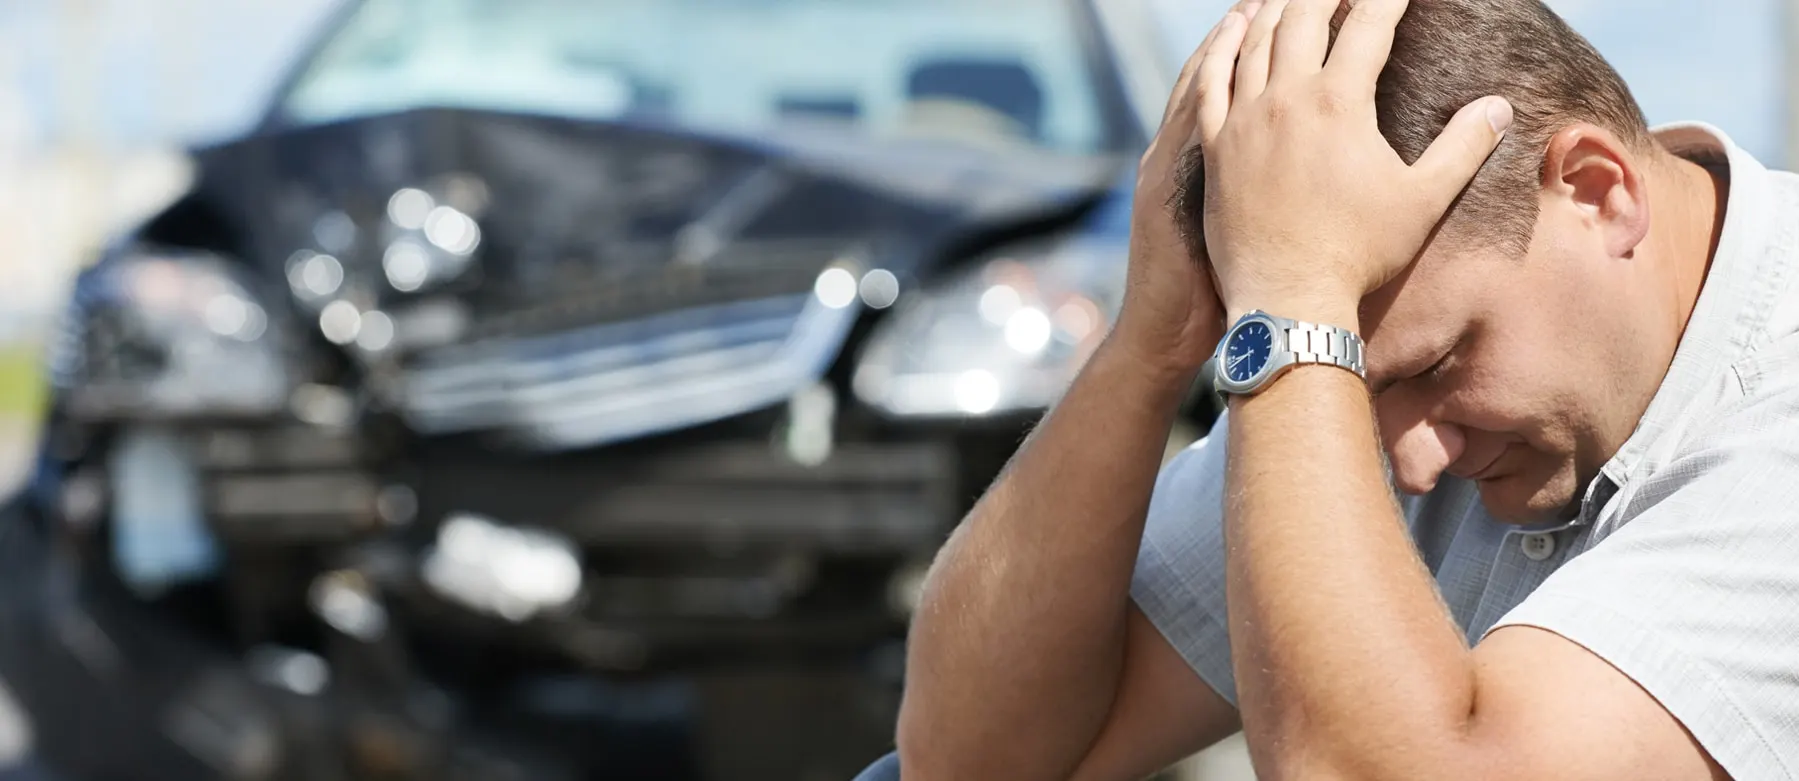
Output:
(0, 0), (338, 148)
(1151, 0), (1788, 164)
(0, 0), (1788, 164)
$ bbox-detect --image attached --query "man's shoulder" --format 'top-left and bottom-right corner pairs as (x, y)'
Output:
(1619, 345), (1799, 522)
(1692, 161), (1799, 430)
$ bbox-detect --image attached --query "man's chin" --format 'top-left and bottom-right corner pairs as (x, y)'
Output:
(1475, 472), (1580, 526)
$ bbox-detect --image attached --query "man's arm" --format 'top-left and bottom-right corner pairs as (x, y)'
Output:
(895, 7), (1259, 778)
(1193, 1), (1727, 778)
(1065, 605), (1237, 781)
(1224, 369), (1725, 781)
(897, 335), (1238, 781)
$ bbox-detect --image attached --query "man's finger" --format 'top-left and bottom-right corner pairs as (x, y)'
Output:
(1233, 0), (1289, 101)
(1159, 16), (1227, 127)
(1197, 10), (1254, 144)
(1269, 0), (1339, 83)
(1323, 0), (1408, 90)
(1151, 0), (1262, 165)
(1411, 96), (1514, 212)
(1160, 1), (1263, 126)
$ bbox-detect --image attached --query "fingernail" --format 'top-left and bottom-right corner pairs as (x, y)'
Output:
(1243, 1), (1265, 19)
(1224, 10), (1245, 28)
(1486, 97), (1514, 135)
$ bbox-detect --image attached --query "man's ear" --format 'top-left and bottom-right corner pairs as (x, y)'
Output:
(1541, 123), (1651, 259)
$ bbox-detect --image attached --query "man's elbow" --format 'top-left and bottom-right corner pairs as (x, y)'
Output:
(1250, 736), (1495, 781)
(894, 699), (1044, 781)
(894, 696), (963, 781)
(893, 697), (926, 769)
(1252, 748), (1409, 781)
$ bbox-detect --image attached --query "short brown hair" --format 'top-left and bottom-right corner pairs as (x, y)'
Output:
(1178, 0), (1651, 255)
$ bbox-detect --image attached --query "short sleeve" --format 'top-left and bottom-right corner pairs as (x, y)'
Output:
(1130, 413), (1239, 705)
(1490, 398), (1799, 779)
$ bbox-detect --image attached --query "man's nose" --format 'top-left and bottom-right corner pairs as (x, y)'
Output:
(1382, 414), (1466, 495)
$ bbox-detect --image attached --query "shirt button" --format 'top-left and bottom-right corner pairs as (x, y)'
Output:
(1520, 533), (1557, 561)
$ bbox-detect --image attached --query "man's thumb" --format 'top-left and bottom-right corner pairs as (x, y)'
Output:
(1412, 96), (1512, 208)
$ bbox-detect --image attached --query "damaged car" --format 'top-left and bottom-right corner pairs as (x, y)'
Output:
(0, 0), (1207, 778)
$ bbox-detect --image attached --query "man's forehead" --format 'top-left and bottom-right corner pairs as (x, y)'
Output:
(1358, 270), (1462, 384)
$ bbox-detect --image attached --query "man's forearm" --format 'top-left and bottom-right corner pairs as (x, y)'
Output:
(897, 334), (1196, 779)
(1225, 366), (1480, 780)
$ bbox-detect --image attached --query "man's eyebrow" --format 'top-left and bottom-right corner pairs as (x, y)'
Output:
(1368, 338), (1461, 396)
(1365, 350), (1401, 395)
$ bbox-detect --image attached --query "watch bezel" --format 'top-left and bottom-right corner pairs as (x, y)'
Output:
(1213, 310), (1299, 396)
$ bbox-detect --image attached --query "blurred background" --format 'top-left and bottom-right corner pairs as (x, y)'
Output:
(0, 1), (1785, 779)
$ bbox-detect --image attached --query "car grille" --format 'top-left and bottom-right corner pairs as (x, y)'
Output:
(400, 292), (857, 450)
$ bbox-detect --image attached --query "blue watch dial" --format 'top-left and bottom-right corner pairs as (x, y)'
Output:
(1225, 321), (1274, 383)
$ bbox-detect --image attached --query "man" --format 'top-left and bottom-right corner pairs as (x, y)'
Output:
(862, 0), (1799, 778)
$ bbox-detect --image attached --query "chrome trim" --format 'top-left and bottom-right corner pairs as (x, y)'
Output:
(402, 293), (858, 450)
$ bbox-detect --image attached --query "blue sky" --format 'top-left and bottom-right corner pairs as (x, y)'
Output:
(1151, 0), (1787, 164)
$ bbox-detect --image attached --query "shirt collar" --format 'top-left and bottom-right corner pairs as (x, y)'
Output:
(1599, 122), (1773, 487)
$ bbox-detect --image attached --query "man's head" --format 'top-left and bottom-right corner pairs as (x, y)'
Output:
(1182, 0), (1721, 523)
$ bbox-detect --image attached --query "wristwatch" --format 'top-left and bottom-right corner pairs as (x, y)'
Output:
(1209, 310), (1366, 396)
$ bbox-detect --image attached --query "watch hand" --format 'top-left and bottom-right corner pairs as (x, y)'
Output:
(1227, 353), (1248, 371)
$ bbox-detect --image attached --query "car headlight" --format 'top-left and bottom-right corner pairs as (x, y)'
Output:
(52, 249), (292, 419)
(372, 183), (483, 296)
(853, 237), (1124, 417)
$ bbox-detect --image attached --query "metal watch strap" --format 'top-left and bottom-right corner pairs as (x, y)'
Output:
(1285, 320), (1366, 378)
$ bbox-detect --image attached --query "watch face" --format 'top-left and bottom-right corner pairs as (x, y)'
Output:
(1225, 321), (1274, 383)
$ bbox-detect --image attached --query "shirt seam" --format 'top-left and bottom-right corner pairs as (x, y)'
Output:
(1728, 143), (1784, 353)
(1730, 360), (1754, 399)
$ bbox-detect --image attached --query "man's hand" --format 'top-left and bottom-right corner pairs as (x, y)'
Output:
(1111, 3), (1258, 377)
(1195, 0), (1513, 331)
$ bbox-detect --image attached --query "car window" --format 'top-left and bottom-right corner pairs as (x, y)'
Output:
(281, 0), (1121, 155)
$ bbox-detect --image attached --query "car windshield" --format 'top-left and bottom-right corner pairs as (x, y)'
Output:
(280, 0), (1124, 155)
